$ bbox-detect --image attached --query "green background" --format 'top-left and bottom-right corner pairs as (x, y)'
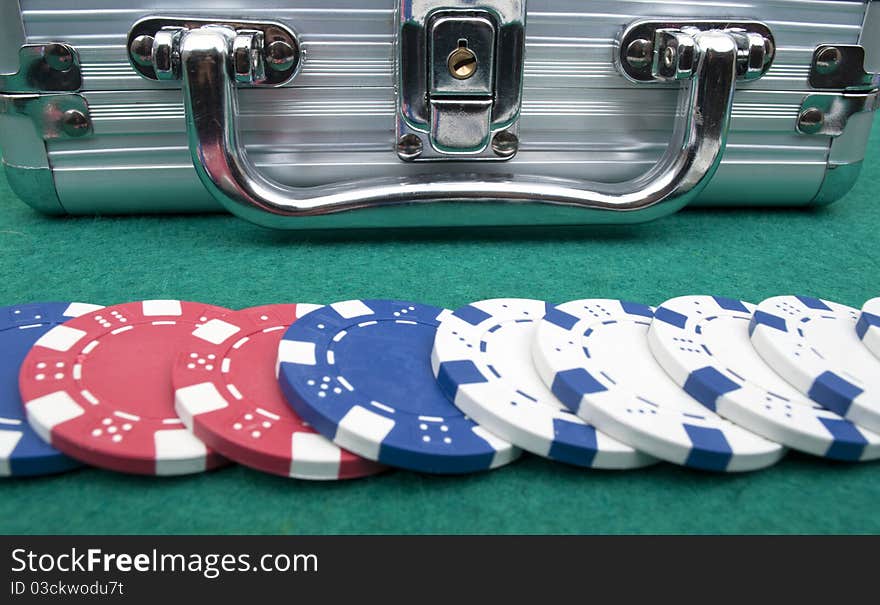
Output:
(1, 128), (878, 535)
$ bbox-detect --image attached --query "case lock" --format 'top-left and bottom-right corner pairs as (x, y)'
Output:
(397, 1), (526, 161)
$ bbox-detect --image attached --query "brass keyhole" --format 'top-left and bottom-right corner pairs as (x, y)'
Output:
(448, 40), (478, 80)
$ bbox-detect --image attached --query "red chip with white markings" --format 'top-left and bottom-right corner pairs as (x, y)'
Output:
(173, 304), (386, 480)
(19, 300), (231, 476)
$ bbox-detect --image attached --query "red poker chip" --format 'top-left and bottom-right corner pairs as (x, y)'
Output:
(19, 300), (232, 476)
(173, 304), (386, 480)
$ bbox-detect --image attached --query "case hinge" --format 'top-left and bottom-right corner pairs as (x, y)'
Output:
(797, 90), (879, 137)
(799, 45), (879, 137)
(0, 93), (92, 140)
(809, 45), (878, 91)
(0, 44), (82, 93)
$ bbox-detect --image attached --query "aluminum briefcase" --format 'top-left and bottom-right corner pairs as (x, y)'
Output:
(1, 1), (878, 229)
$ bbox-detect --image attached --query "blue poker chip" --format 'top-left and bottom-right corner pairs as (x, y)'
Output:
(1, 302), (102, 477)
(277, 300), (520, 474)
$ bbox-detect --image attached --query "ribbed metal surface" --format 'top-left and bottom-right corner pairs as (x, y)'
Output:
(19, 1), (866, 90)
(12, 0), (873, 213)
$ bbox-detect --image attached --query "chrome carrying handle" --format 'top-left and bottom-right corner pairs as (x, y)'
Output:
(128, 19), (773, 229)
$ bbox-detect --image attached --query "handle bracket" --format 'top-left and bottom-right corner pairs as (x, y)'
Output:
(618, 19), (775, 83)
(127, 16), (301, 87)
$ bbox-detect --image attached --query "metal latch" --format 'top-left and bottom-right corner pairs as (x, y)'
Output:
(397, 1), (526, 161)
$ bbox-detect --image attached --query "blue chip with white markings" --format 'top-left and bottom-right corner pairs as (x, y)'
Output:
(649, 296), (880, 461)
(532, 299), (785, 472)
(432, 298), (656, 469)
(277, 300), (520, 474)
(750, 296), (880, 435)
(1, 302), (102, 477)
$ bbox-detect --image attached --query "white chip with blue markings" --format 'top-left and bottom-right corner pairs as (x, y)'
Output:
(649, 296), (880, 461)
(750, 296), (880, 434)
(532, 299), (785, 472)
(432, 299), (657, 469)
(858, 298), (880, 361)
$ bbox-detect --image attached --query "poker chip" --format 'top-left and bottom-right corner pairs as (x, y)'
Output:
(750, 296), (880, 434)
(532, 299), (785, 472)
(858, 298), (880, 360)
(649, 296), (880, 461)
(1, 303), (104, 477)
(432, 298), (657, 469)
(277, 299), (521, 474)
(19, 300), (232, 476)
(174, 304), (386, 480)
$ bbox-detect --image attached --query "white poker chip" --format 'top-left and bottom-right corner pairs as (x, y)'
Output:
(650, 296), (880, 461)
(858, 298), (880, 360)
(532, 299), (785, 472)
(432, 299), (657, 470)
(750, 296), (880, 434)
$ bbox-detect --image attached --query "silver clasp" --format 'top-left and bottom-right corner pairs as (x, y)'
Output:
(396, 1), (526, 161)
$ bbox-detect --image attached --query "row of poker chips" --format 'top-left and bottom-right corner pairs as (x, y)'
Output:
(2, 296), (880, 478)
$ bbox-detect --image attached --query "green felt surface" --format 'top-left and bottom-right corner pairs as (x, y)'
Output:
(1, 128), (879, 535)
